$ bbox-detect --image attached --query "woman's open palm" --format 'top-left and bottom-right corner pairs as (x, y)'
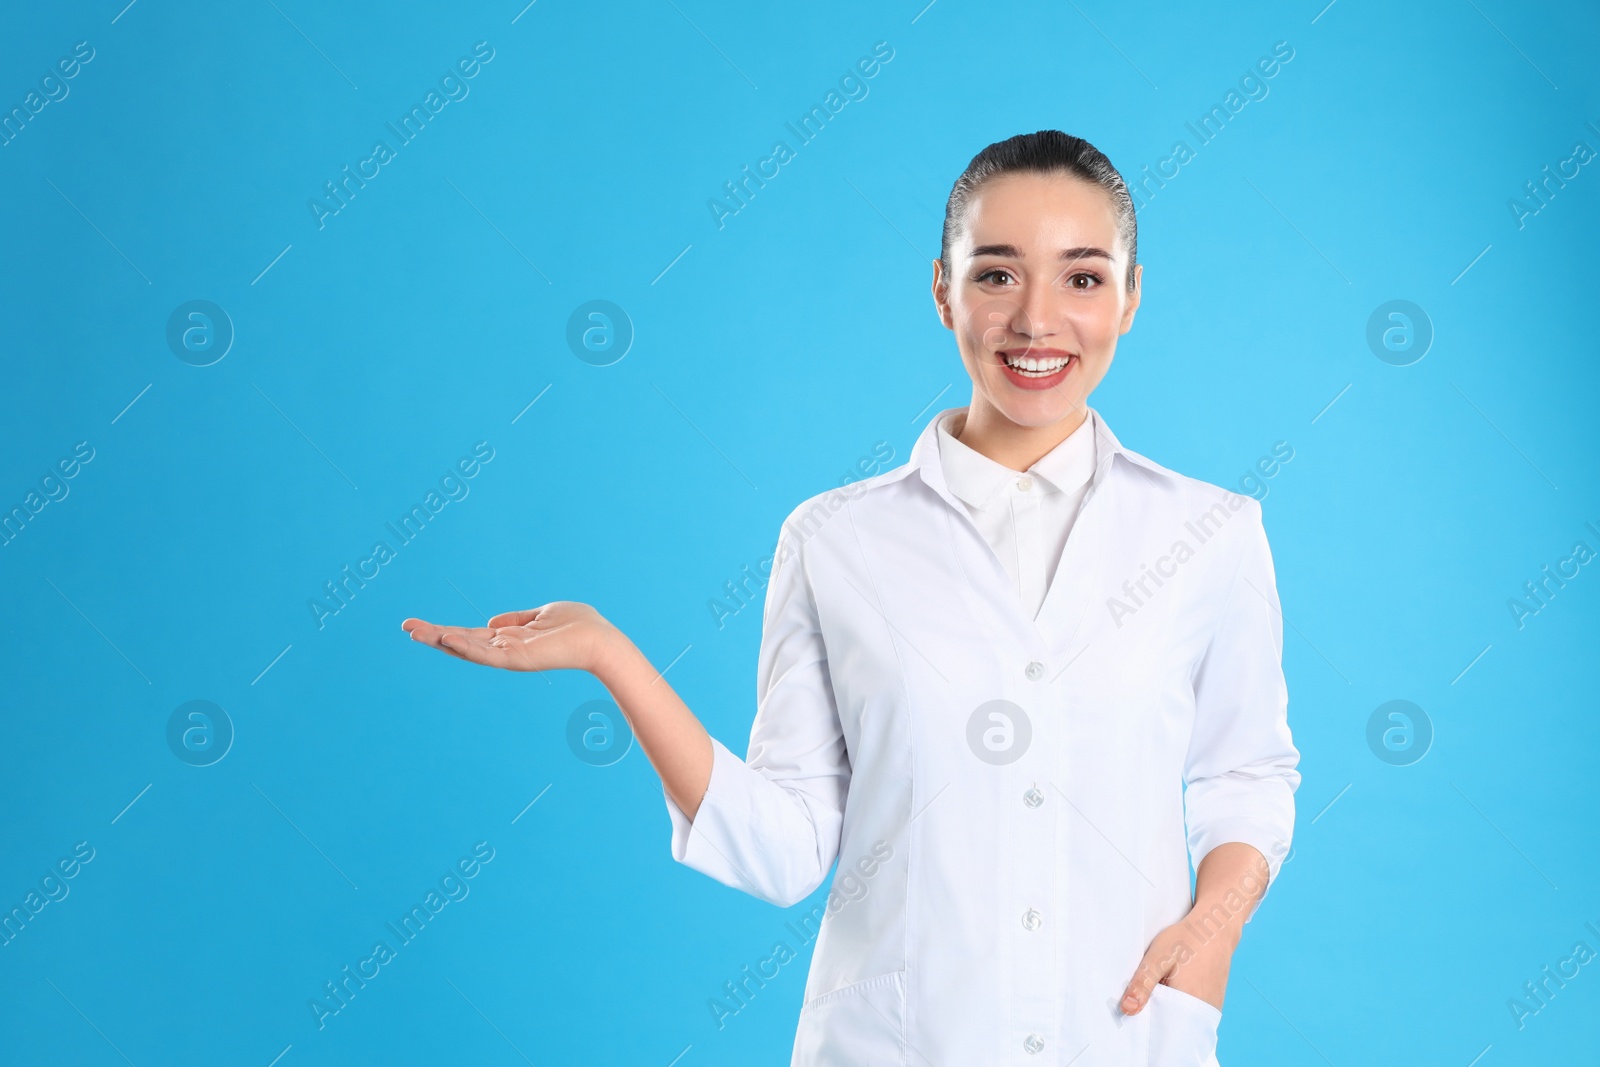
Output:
(401, 601), (611, 674)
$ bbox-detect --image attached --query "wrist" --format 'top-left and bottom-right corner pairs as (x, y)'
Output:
(1185, 893), (1247, 950)
(585, 619), (636, 679)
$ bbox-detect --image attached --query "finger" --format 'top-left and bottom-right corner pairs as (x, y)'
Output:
(404, 621), (451, 646)
(487, 607), (544, 628)
(406, 622), (480, 659)
(432, 625), (498, 649)
(405, 625), (464, 660)
(1120, 951), (1173, 1016)
(404, 618), (464, 641)
(439, 631), (515, 668)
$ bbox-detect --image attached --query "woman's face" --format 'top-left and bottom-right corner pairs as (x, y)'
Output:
(932, 171), (1141, 430)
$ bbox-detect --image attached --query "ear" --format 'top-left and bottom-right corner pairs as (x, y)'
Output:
(1118, 264), (1143, 335)
(931, 258), (954, 331)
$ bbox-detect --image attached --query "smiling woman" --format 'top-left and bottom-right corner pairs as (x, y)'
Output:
(930, 134), (1140, 465)
(403, 130), (1300, 1067)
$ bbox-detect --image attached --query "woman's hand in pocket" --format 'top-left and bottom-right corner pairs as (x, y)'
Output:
(1117, 907), (1236, 1016)
(402, 601), (618, 674)
(1121, 842), (1271, 1016)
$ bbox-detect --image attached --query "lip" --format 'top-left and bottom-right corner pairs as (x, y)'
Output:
(996, 348), (1076, 391)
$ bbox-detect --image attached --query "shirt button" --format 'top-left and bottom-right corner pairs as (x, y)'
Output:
(1024, 1033), (1045, 1054)
(1025, 660), (1044, 681)
(1023, 786), (1044, 808)
(1022, 908), (1042, 931)
(1016, 475), (1033, 492)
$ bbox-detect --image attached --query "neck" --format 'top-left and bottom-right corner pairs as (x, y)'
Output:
(954, 398), (1089, 472)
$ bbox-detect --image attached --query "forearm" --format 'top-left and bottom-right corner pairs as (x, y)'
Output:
(589, 626), (715, 821)
(1186, 842), (1270, 951)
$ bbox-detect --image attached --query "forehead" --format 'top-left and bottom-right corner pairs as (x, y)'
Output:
(957, 171), (1123, 256)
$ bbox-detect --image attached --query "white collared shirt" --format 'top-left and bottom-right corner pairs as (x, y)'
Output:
(937, 408), (1098, 620)
(664, 405), (1300, 1066)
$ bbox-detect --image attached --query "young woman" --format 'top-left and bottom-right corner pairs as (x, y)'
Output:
(403, 130), (1300, 1066)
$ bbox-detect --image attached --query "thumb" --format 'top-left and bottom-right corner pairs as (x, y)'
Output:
(1120, 942), (1175, 1016)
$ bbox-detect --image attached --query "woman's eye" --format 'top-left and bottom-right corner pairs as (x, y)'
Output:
(976, 268), (1015, 285)
(1066, 272), (1103, 290)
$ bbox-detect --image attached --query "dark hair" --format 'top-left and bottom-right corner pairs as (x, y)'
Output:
(939, 130), (1138, 293)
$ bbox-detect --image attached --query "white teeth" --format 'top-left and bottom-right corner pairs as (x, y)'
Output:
(1003, 353), (1071, 374)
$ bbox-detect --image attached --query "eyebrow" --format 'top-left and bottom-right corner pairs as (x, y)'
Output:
(969, 244), (1116, 262)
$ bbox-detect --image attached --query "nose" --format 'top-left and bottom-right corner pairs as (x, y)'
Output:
(974, 282), (1065, 355)
(1005, 278), (1061, 347)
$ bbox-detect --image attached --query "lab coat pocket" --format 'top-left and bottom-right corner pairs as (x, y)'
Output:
(792, 970), (906, 1066)
(1146, 982), (1221, 1066)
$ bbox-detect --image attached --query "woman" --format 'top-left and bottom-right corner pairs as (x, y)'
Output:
(403, 130), (1300, 1066)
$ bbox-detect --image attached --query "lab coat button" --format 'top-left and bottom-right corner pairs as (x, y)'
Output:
(1022, 908), (1042, 931)
(1023, 786), (1044, 808)
(1024, 1033), (1045, 1054)
(1025, 660), (1044, 681)
(1016, 475), (1034, 492)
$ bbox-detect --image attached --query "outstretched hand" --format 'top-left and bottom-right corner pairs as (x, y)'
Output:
(401, 601), (615, 675)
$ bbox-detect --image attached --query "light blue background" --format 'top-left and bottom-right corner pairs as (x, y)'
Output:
(2, 1), (1597, 1064)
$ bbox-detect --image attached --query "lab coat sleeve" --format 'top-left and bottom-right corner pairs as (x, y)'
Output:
(1182, 496), (1301, 918)
(661, 515), (850, 909)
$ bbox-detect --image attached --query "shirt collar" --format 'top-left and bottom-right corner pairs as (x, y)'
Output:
(909, 404), (1170, 513)
(935, 408), (1098, 510)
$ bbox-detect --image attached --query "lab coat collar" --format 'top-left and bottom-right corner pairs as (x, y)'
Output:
(907, 405), (1173, 516)
(934, 408), (1097, 511)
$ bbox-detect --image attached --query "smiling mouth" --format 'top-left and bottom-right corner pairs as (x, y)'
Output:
(998, 349), (1075, 377)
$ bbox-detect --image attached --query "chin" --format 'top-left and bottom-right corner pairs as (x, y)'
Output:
(1000, 401), (1085, 429)
(984, 377), (1087, 428)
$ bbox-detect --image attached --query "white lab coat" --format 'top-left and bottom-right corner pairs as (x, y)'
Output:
(665, 406), (1301, 1065)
